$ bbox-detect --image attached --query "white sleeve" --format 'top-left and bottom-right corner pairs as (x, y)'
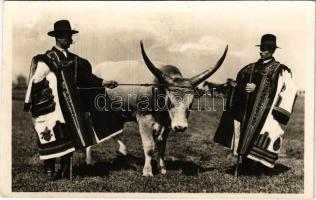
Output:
(32, 61), (50, 83)
(272, 70), (298, 124)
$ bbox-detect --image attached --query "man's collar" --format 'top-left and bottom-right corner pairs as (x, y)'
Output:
(263, 57), (274, 64)
(54, 45), (67, 52)
(257, 57), (275, 66)
(53, 46), (68, 58)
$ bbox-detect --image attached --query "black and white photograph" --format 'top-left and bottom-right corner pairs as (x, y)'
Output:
(0, 1), (314, 199)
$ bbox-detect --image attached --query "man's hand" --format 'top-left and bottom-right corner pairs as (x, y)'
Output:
(102, 80), (118, 89)
(245, 83), (256, 93)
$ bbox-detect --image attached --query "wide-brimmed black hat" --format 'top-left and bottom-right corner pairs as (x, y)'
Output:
(256, 34), (280, 49)
(48, 20), (79, 37)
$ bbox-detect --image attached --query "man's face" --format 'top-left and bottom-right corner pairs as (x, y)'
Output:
(259, 50), (272, 60)
(55, 33), (73, 49)
(259, 47), (275, 60)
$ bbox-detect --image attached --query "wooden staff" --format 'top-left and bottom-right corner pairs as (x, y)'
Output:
(69, 155), (73, 180)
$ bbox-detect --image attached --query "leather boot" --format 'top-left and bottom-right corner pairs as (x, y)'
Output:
(241, 157), (265, 175)
(43, 158), (56, 179)
(240, 157), (254, 175)
(59, 153), (73, 179)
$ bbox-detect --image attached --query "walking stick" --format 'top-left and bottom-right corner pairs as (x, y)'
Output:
(70, 155), (73, 180)
(234, 64), (255, 177)
(69, 57), (77, 181)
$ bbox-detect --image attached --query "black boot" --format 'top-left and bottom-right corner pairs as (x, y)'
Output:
(43, 158), (56, 179)
(240, 157), (254, 175)
(249, 161), (265, 175)
(58, 153), (73, 179)
(241, 157), (265, 175)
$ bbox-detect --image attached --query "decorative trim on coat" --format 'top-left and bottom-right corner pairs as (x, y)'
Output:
(272, 106), (291, 124)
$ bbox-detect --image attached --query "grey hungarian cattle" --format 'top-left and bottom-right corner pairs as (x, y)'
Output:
(86, 41), (228, 176)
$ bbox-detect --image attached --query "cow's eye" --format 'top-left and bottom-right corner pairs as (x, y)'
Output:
(167, 98), (175, 109)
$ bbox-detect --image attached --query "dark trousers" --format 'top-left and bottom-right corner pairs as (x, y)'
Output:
(44, 158), (55, 174)
(44, 153), (73, 178)
(241, 156), (268, 175)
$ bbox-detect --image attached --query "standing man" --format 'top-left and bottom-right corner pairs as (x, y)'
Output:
(214, 34), (297, 175)
(24, 20), (118, 180)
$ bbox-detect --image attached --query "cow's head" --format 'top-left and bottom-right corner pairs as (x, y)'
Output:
(140, 41), (228, 132)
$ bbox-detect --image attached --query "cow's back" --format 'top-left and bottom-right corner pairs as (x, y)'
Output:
(94, 60), (160, 84)
(93, 60), (165, 110)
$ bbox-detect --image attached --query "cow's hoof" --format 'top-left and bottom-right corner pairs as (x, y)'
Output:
(160, 168), (167, 175)
(142, 165), (153, 177)
(115, 150), (127, 158)
(157, 136), (163, 141)
(142, 167), (153, 177)
(118, 149), (128, 156)
(142, 171), (154, 177)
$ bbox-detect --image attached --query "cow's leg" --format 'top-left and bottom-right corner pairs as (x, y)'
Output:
(157, 129), (169, 175)
(85, 146), (95, 165)
(137, 114), (155, 177)
(112, 134), (128, 156)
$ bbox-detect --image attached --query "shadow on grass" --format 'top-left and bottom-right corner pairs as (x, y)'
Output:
(164, 160), (216, 176)
(73, 153), (215, 177)
(73, 154), (139, 177)
(225, 163), (291, 176)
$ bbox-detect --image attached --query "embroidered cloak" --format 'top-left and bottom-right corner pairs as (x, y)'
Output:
(214, 58), (297, 168)
(24, 47), (123, 160)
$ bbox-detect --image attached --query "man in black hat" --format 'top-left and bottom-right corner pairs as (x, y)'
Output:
(24, 20), (118, 180)
(214, 34), (297, 175)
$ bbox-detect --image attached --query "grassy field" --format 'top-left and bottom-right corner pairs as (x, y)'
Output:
(12, 89), (304, 193)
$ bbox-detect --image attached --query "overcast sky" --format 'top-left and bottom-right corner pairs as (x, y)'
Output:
(6, 1), (315, 89)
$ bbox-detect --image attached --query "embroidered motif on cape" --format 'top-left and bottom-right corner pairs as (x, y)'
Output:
(40, 127), (53, 141)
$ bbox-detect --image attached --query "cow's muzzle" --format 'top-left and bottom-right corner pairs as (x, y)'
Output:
(173, 125), (187, 132)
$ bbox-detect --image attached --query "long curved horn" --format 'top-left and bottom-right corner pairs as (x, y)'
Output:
(140, 41), (173, 84)
(190, 45), (228, 87)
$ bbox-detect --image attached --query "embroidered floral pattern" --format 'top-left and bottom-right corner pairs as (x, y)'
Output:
(249, 63), (280, 128)
(273, 137), (281, 151)
(40, 127), (53, 141)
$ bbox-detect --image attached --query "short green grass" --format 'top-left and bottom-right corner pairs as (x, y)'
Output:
(12, 90), (304, 193)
